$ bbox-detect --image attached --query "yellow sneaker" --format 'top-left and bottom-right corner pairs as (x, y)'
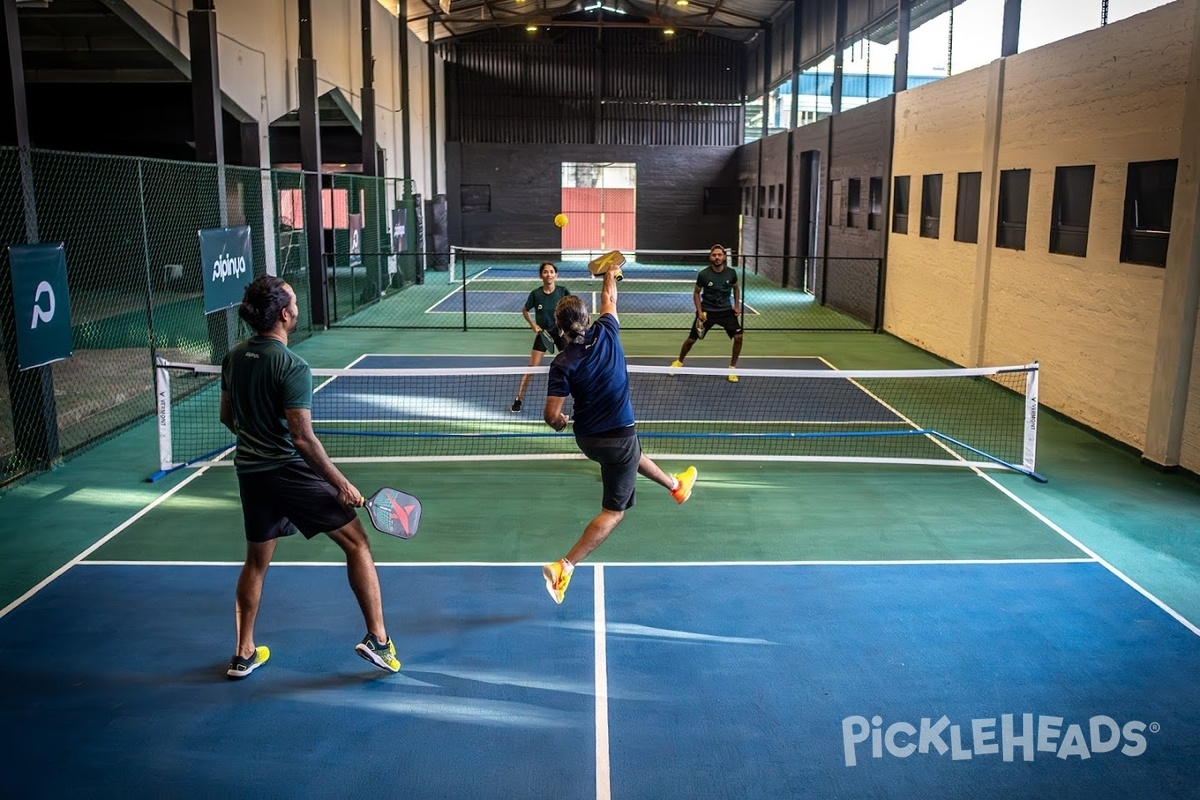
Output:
(670, 359), (684, 369)
(226, 645), (270, 679)
(727, 367), (739, 383)
(670, 466), (698, 504)
(356, 634), (401, 673)
(543, 559), (573, 604)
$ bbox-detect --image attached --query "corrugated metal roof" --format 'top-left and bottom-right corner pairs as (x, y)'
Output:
(401, 0), (792, 43)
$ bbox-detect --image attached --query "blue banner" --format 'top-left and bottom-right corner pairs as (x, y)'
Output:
(8, 242), (73, 371)
(199, 225), (253, 314)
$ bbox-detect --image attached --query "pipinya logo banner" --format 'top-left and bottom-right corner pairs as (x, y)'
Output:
(199, 225), (253, 314)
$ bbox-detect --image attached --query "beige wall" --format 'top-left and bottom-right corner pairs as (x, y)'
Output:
(121, 0), (439, 194)
(888, 67), (993, 366)
(887, 0), (1200, 457)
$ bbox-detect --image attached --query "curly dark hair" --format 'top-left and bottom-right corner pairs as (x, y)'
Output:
(238, 275), (291, 333)
(554, 295), (589, 345)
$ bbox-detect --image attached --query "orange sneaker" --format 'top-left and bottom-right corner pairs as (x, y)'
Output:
(543, 559), (573, 604)
(670, 466), (698, 504)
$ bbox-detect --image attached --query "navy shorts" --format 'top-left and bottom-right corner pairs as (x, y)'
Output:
(575, 429), (641, 512)
(692, 308), (742, 339)
(236, 461), (356, 543)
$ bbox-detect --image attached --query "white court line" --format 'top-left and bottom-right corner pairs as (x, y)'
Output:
(594, 565), (611, 800)
(0, 465), (217, 620)
(81, 557), (1095, 568)
(973, 469), (1200, 637)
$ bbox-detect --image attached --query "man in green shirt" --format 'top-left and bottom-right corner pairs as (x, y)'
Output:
(670, 244), (743, 383)
(510, 261), (571, 413)
(219, 275), (400, 678)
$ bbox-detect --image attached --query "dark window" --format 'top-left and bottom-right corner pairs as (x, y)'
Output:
(954, 172), (982, 244)
(460, 184), (491, 213)
(847, 178), (862, 228)
(893, 176), (910, 234)
(1050, 165), (1095, 257)
(920, 174), (942, 239)
(758, 185), (766, 217)
(868, 177), (883, 230)
(703, 187), (739, 216)
(778, 183), (784, 217)
(1121, 159), (1177, 267)
(996, 169), (1031, 250)
(768, 184), (777, 219)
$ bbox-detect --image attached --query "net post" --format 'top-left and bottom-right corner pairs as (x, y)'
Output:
(1023, 362), (1039, 472)
(152, 357), (174, 479)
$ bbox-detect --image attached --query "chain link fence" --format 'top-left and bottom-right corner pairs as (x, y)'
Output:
(0, 147), (417, 486)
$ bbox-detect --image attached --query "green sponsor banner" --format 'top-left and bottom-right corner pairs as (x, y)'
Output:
(199, 225), (253, 314)
(8, 242), (73, 371)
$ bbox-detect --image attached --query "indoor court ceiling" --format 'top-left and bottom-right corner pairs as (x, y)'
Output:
(405, 0), (794, 42)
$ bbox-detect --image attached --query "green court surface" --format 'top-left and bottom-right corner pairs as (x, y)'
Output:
(91, 460), (1086, 564)
(3, 326), (1199, 628)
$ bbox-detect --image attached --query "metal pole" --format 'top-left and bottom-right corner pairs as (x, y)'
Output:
(298, 0), (329, 326)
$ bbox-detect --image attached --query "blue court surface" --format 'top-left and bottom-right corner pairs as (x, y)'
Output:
(2, 561), (1197, 798)
(427, 289), (759, 316)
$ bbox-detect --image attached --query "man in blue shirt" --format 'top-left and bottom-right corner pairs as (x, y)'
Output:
(540, 268), (698, 604)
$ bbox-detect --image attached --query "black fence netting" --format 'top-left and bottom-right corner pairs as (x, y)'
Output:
(0, 146), (417, 485)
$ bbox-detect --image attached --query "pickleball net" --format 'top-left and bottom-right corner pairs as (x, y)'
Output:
(152, 360), (1042, 481)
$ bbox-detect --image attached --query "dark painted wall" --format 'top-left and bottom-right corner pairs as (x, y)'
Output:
(443, 29), (744, 147)
(738, 118), (830, 289)
(822, 97), (893, 324)
(449, 143), (739, 251)
(788, 119), (832, 291)
(24, 84), (258, 165)
(826, 96), (893, 261)
(735, 98), (891, 325)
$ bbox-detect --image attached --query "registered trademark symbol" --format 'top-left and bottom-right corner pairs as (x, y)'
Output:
(1149, 722), (1160, 734)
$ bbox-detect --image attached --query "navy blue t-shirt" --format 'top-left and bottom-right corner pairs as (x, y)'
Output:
(547, 313), (635, 437)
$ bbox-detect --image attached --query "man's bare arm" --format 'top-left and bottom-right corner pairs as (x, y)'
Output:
(219, 391), (235, 434)
(599, 269), (618, 320)
(286, 407), (363, 507)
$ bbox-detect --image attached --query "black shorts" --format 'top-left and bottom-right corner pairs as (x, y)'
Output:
(236, 461), (355, 543)
(692, 308), (742, 339)
(575, 428), (641, 512)
(532, 328), (565, 354)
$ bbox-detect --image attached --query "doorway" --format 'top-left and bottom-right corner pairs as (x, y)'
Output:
(561, 163), (636, 252)
(798, 150), (821, 292)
